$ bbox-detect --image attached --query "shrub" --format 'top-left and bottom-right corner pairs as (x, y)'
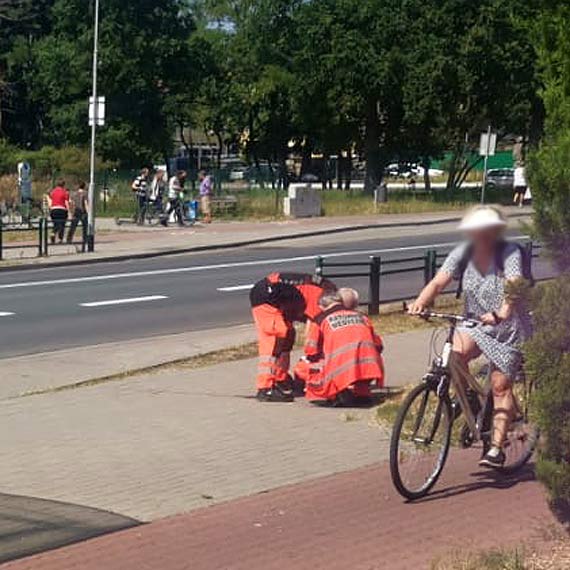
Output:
(525, 278), (570, 501)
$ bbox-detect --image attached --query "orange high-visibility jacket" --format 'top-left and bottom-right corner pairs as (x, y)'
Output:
(305, 305), (384, 389)
(250, 272), (335, 322)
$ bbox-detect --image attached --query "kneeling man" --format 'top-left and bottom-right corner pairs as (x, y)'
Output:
(298, 289), (384, 406)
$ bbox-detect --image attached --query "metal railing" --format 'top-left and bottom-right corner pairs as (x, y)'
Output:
(315, 241), (540, 316)
(0, 217), (88, 260)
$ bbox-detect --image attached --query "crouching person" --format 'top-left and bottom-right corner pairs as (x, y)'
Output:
(299, 289), (385, 406)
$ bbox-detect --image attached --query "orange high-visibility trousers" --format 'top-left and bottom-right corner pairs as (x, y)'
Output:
(252, 304), (295, 390)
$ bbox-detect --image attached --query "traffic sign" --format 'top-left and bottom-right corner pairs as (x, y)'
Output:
(89, 96), (106, 126)
(479, 131), (497, 157)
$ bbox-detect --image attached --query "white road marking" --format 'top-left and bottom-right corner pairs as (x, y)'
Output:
(0, 312), (15, 317)
(80, 295), (168, 308)
(0, 235), (529, 291)
(217, 284), (254, 292)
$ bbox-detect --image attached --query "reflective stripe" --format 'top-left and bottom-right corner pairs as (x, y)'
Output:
(322, 357), (381, 383)
(324, 341), (379, 365)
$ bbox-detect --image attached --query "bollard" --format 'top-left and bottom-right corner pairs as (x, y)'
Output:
(369, 256), (381, 316)
(43, 217), (49, 256)
(38, 218), (44, 257)
(0, 219), (3, 261)
(424, 249), (437, 285)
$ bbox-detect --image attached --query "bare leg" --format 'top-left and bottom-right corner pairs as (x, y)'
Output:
(490, 369), (514, 448)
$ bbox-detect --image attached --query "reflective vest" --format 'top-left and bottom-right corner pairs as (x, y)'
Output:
(249, 272), (335, 322)
(305, 305), (384, 388)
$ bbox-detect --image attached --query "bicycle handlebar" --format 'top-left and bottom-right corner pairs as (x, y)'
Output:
(402, 302), (481, 328)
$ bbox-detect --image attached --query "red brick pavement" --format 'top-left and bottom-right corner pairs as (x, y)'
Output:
(4, 451), (563, 570)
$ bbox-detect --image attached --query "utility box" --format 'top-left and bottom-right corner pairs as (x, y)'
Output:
(284, 184), (321, 218)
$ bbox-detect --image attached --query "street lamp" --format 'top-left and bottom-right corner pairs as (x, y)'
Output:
(87, 0), (101, 252)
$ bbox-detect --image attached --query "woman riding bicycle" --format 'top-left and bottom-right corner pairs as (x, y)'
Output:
(408, 206), (532, 469)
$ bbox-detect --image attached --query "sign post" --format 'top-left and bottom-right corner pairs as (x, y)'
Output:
(479, 126), (497, 204)
(87, 0), (102, 253)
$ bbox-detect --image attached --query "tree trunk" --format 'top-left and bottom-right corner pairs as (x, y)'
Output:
(215, 131), (223, 170)
(363, 102), (382, 194)
(300, 142), (312, 179)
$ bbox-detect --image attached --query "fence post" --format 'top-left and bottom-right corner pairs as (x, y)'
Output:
(424, 249), (436, 285)
(369, 256), (381, 316)
(315, 256), (324, 278)
(0, 219), (3, 261)
(43, 217), (49, 256)
(38, 218), (44, 257)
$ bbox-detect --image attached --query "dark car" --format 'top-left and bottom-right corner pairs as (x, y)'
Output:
(486, 168), (514, 191)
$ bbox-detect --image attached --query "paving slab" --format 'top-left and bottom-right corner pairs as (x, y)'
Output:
(0, 356), (391, 522)
(3, 453), (562, 570)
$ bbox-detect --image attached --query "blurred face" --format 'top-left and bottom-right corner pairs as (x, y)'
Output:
(467, 226), (503, 253)
(142, 168), (149, 177)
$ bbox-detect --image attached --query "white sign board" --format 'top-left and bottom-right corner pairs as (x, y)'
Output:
(89, 96), (106, 126)
(17, 162), (32, 201)
(479, 132), (497, 157)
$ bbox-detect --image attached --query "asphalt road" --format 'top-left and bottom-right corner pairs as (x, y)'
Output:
(0, 226), (554, 359)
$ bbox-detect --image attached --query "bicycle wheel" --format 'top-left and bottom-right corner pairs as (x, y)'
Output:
(390, 383), (453, 500)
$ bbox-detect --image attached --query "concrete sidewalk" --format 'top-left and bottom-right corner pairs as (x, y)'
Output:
(0, 326), (561, 569)
(0, 207), (533, 268)
(0, 325), (432, 400)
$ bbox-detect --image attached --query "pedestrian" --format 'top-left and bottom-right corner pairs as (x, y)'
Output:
(149, 169), (166, 218)
(513, 165), (527, 208)
(249, 272), (336, 402)
(294, 289), (384, 407)
(161, 170), (187, 227)
(67, 181), (89, 244)
(48, 179), (70, 244)
(132, 167), (150, 224)
(199, 170), (213, 224)
(408, 206), (533, 469)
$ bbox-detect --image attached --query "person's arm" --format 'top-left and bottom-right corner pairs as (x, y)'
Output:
(480, 246), (524, 326)
(46, 192), (53, 209)
(408, 271), (453, 315)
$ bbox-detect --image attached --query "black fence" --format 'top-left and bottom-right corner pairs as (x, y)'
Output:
(315, 241), (540, 316)
(0, 218), (88, 260)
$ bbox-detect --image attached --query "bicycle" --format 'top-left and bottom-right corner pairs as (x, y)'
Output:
(389, 305), (539, 501)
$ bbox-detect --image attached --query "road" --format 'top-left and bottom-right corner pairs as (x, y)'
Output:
(0, 225), (553, 359)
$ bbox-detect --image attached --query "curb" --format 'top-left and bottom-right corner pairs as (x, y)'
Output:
(0, 212), (531, 273)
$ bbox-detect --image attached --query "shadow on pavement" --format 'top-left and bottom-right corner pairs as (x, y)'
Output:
(0, 492), (140, 564)
(414, 463), (537, 504)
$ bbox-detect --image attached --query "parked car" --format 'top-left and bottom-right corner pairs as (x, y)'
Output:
(486, 168), (514, 191)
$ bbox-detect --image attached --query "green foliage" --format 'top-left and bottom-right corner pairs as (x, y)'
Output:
(525, 278), (570, 501)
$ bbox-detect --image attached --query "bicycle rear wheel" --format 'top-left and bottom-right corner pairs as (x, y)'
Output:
(390, 383), (453, 500)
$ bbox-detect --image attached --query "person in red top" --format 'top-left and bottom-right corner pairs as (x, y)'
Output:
(48, 180), (70, 244)
(296, 289), (384, 406)
(249, 272), (336, 402)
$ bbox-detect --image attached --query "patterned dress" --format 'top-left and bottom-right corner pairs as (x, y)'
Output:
(440, 243), (532, 379)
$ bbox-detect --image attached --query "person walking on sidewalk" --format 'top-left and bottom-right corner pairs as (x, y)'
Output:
(66, 181), (89, 244)
(294, 289), (384, 407)
(48, 180), (70, 244)
(132, 167), (150, 225)
(199, 170), (213, 224)
(249, 273), (336, 403)
(408, 206), (533, 469)
(161, 170), (187, 227)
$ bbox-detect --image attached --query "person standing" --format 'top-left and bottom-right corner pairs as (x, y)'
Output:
(513, 165), (527, 208)
(161, 170), (187, 227)
(199, 170), (213, 224)
(132, 167), (150, 224)
(67, 181), (89, 244)
(48, 180), (70, 244)
(149, 169), (166, 216)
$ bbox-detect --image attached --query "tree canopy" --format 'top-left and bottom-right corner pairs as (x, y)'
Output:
(0, 0), (544, 175)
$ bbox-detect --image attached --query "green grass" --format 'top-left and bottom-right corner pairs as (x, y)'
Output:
(432, 549), (527, 570)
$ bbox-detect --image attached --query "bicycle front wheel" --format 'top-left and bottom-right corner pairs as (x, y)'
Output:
(390, 383), (453, 500)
